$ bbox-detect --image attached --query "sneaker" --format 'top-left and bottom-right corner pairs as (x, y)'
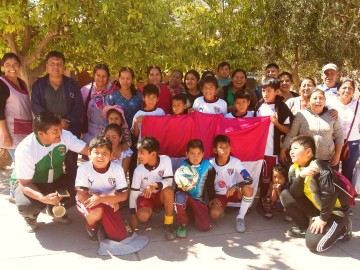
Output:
(287, 227), (306, 238)
(176, 224), (187, 238)
(264, 212), (274, 219)
(339, 219), (352, 241)
(235, 218), (246, 233)
(164, 223), (176, 240)
(86, 225), (99, 243)
(24, 217), (38, 233)
(348, 209), (353, 216)
(8, 196), (16, 204)
(284, 214), (293, 222)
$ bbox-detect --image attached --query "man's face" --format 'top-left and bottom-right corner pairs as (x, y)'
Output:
(46, 57), (65, 78)
(39, 124), (62, 145)
(169, 71), (182, 89)
(322, 69), (339, 88)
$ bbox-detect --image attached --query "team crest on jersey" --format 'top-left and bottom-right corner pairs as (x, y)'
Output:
(227, 168), (234, 176)
(57, 146), (66, 156)
(158, 170), (164, 177)
(214, 106), (221, 114)
(108, 177), (116, 185)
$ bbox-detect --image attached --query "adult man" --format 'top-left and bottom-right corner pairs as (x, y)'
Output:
(217, 62), (231, 88)
(281, 135), (351, 253)
(14, 112), (88, 232)
(255, 63), (280, 101)
(317, 63), (340, 98)
(31, 51), (84, 186)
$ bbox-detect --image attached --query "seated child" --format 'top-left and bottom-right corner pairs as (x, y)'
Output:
(209, 135), (254, 233)
(191, 76), (227, 115)
(131, 84), (165, 142)
(225, 91), (254, 118)
(261, 164), (292, 222)
(104, 124), (132, 176)
(75, 136), (129, 243)
(102, 105), (132, 148)
(129, 136), (176, 240)
(171, 93), (188, 115)
(175, 139), (216, 238)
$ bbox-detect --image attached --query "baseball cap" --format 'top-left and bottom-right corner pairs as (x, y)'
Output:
(322, 63), (338, 73)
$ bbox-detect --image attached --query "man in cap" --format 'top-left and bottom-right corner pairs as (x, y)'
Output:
(318, 63), (340, 98)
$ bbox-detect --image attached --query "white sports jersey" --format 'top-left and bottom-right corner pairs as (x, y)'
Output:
(225, 111), (254, 118)
(129, 155), (173, 209)
(131, 108), (165, 141)
(210, 156), (247, 195)
(75, 161), (127, 195)
(192, 97), (227, 115)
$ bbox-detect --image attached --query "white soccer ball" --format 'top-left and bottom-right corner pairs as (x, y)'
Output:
(174, 165), (199, 189)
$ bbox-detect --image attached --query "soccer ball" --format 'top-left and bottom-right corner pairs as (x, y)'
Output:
(174, 165), (199, 189)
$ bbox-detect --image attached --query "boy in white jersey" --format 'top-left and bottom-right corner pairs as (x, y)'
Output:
(192, 76), (227, 115)
(75, 136), (129, 243)
(131, 84), (165, 142)
(225, 91), (254, 118)
(129, 136), (176, 240)
(209, 135), (254, 233)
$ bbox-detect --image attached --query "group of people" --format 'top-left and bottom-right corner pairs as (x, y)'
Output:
(0, 51), (357, 253)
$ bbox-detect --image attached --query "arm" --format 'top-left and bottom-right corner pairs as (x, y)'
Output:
(329, 118), (344, 166)
(19, 179), (61, 205)
(31, 80), (47, 114)
(0, 82), (11, 146)
(0, 120), (12, 147)
(271, 112), (290, 134)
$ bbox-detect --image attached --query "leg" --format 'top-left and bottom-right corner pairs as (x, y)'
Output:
(160, 187), (176, 240)
(187, 196), (211, 231)
(210, 195), (227, 220)
(101, 204), (127, 241)
(238, 185), (254, 219)
(175, 191), (189, 226)
(64, 150), (78, 193)
(341, 140), (360, 183)
(136, 194), (155, 223)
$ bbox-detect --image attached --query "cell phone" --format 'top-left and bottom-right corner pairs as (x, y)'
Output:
(57, 189), (70, 198)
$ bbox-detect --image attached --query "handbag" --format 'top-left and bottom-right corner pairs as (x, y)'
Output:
(340, 100), (359, 161)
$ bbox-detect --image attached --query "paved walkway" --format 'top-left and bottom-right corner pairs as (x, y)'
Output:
(0, 165), (359, 269)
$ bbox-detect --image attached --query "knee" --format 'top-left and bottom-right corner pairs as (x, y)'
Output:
(210, 208), (223, 220)
(175, 191), (187, 205)
(280, 189), (292, 207)
(162, 187), (174, 198)
(242, 185), (253, 197)
(137, 209), (151, 223)
(89, 207), (103, 221)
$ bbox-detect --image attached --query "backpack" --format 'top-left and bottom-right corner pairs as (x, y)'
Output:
(332, 169), (357, 206)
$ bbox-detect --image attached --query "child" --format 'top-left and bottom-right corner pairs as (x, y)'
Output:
(104, 124), (133, 176)
(225, 91), (254, 118)
(75, 136), (129, 243)
(280, 135), (351, 252)
(209, 135), (254, 233)
(102, 105), (132, 148)
(174, 139), (216, 238)
(129, 136), (176, 240)
(262, 164), (292, 222)
(171, 93), (188, 115)
(254, 77), (293, 212)
(131, 84), (165, 141)
(192, 76), (227, 115)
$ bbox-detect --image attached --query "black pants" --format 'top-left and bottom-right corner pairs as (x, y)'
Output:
(281, 189), (348, 252)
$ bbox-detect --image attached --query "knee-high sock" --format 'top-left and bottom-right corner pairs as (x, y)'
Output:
(237, 196), (253, 219)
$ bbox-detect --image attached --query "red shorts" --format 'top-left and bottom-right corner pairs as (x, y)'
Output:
(215, 191), (240, 208)
(261, 155), (278, 179)
(137, 192), (163, 209)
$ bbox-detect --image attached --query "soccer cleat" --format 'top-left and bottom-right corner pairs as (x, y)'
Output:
(235, 218), (246, 233)
(287, 227), (306, 238)
(176, 224), (187, 238)
(24, 217), (38, 233)
(86, 225), (99, 243)
(164, 223), (176, 240)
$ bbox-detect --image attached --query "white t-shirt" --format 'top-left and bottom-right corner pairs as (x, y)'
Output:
(256, 103), (290, 156)
(75, 161), (127, 195)
(112, 148), (133, 167)
(225, 111), (254, 118)
(16, 130), (86, 184)
(131, 108), (165, 141)
(210, 156), (248, 195)
(192, 97), (227, 115)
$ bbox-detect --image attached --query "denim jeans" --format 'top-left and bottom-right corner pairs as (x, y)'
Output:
(335, 139), (360, 183)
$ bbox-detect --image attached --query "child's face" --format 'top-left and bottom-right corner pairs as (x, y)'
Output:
(202, 82), (217, 100)
(214, 142), (231, 158)
(107, 111), (123, 125)
(172, 99), (187, 115)
(262, 86), (279, 103)
(105, 129), (122, 147)
(186, 147), (204, 166)
(138, 148), (157, 165)
(143, 94), (159, 109)
(272, 171), (286, 185)
(234, 98), (250, 115)
(265, 67), (279, 78)
(89, 146), (111, 169)
(289, 142), (312, 166)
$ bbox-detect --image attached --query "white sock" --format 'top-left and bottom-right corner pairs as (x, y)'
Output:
(237, 196), (253, 219)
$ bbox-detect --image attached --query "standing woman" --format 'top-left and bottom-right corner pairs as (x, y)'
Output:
(0, 53), (32, 201)
(81, 64), (118, 144)
(184, 70), (202, 108)
(217, 69), (258, 112)
(143, 65), (172, 114)
(328, 79), (360, 183)
(286, 77), (316, 115)
(279, 72), (299, 102)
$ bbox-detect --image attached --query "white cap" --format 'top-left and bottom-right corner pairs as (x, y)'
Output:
(322, 63), (338, 73)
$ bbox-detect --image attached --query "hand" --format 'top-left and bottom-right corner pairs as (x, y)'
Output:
(273, 182), (283, 193)
(84, 194), (102, 208)
(178, 185), (194, 192)
(329, 154), (340, 167)
(121, 143), (130, 151)
(226, 186), (236, 197)
(41, 192), (61, 205)
(187, 108), (195, 114)
(110, 203), (119, 212)
(270, 111), (278, 124)
(61, 119), (70, 130)
(279, 148), (288, 164)
(329, 109), (338, 120)
(130, 214), (138, 231)
(299, 163), (319, 178)
(143, 184), (155, 198)
(135, 116), (145, 124)
(209, 198), (221, 207)
(310, 216), (327, 234)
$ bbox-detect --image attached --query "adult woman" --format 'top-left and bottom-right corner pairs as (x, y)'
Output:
(279, 72), (299, 102)
(107, 67), (143, 128)
(143, 65), (172, 114)
(217, 69), (258, 111)
(280, 88), (343, 166)
(0, 53), (32, 201)
(184, 70), (202, 108)
(286, 77), (316, 115)
(327, 79), (360, 183)
(81, 64), (118, 144)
